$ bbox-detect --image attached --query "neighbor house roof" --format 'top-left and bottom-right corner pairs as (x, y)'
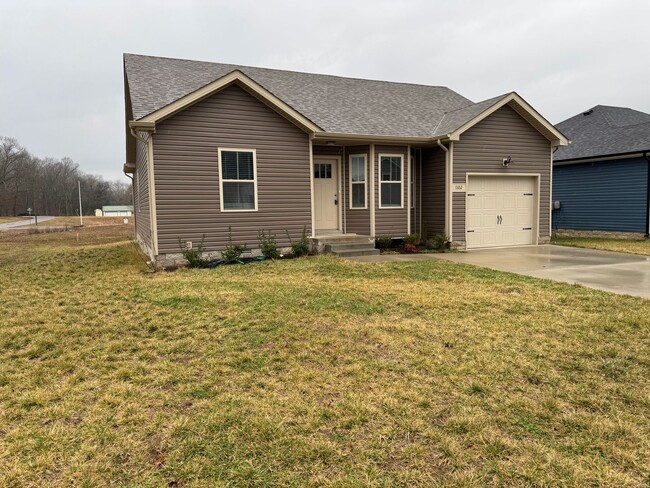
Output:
(554, 105), (650, 162)
(124, 54), (567, 144)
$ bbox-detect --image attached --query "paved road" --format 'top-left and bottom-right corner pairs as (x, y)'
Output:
(351, 245), (650, 299)
(0, 216), (55, 230)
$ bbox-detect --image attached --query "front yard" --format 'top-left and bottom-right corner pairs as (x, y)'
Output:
(0, 226), (648, 486)
(552, 235), (650, 256)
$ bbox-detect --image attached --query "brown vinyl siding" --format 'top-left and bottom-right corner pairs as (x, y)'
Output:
(452, 105), (552, 243)
(152, 83), (311, 254)
(420, 146), (446, 236)
(134, 135), (152, 256)
(410, 154), (417, 233)
(344, 145), (371, 235)
(375, 145), (408, 237)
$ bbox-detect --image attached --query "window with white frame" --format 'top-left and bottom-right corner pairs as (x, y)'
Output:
(379, 154), (403, 208)
(349, 154), (367, 209)
(218, 148), (257, 211)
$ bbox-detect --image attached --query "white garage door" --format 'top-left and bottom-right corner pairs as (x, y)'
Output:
(466, 175), (536, 249)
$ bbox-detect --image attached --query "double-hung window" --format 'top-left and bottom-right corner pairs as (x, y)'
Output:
(349, 154), (367, 209)
(218, 148), (257, 211)
(379, 154), (403, 208)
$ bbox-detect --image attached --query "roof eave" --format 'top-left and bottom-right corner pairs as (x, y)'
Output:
(554, 150), (650, 165)
(312, 132), (450, 145)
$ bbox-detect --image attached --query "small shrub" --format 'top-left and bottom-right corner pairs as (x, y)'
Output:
(402, 243), (418, 253)
(286, 226), (310, 257)
(222, 227), (247, 264)
(375, 236), (393, 249)
(178, 235), (208, 268)
(403, 233), (422, 245)
(426, 233), (450, 251)
(258, 230), (280, 259)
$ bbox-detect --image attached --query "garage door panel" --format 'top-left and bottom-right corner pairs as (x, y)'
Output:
(466, 176), (536, 249)
(483, 195), (498, 210)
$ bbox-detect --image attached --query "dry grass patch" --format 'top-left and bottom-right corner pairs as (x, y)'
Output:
(552, 236), (650, 256)
(0, 217), (26, 224)
(28, 216), (131, 228)
(0, 228), (648, 486)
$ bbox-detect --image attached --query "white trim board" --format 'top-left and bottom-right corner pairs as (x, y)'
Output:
(348, 153), (368, 210)
(377, 153), (405, 209)
(217, 147), (259, 212)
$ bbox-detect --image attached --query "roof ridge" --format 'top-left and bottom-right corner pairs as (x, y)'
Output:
(123, 52), (457, 92)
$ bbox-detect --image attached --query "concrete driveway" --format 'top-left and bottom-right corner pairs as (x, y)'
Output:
(0, 216), (55, 231)
(351, 245), (650, 299)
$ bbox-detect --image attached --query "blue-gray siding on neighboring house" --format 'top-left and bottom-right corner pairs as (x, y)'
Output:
(552, 157), (648, 233)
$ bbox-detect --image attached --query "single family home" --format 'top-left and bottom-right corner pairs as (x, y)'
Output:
(123, 54), (568, 266)
(553, 105), (650, 236)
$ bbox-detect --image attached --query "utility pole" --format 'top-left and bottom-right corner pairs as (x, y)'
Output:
(78, 180), (83, 227)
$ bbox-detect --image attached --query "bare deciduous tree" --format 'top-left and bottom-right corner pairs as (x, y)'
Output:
(0, 136), (133, 216)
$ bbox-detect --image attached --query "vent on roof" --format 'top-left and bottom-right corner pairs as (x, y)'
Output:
(582, 109), (594, 116)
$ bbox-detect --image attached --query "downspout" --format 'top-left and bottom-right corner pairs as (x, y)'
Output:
(419, 148), (422, 235)
(643, 151), (650, 239)
(407, 145), (411, 235)
(551, 146), (560, 233)
(341, 146), (346, 234)
(309, 136), (316, 238)
(128, 126), (150, 244)
(123, 170), (136, 238)
(370, 143), (376, 237)
(437, 139), (450, 239)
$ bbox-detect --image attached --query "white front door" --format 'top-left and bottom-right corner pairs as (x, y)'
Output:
(313, 159), (339, 231)
(466, 175), (536, 248)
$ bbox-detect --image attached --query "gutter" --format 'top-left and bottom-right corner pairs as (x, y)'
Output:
(312, 131), (452, 145)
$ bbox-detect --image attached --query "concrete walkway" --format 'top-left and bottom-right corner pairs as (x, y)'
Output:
(0, 216), (55, 231)
(350, 245), (650, 299)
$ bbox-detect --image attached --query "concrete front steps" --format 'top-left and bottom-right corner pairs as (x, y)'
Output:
(312, 234), (379, 258)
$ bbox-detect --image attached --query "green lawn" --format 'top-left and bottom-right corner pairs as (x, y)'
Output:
(552, 236), (650, 256)
(1, 226), (648, 486)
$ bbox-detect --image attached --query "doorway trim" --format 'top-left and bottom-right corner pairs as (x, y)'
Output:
(312, 155), (342, 234)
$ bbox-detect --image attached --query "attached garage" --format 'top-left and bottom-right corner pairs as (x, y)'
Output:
(465, 175), (538, 248)
(448, 103), (561, 250)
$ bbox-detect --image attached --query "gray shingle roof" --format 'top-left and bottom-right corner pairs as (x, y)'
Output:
(124, 54), (507, 139)
(432, 93), (511, 137)
(554, 105), (650, 161)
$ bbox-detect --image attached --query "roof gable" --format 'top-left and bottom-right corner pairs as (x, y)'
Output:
(435, 92), (568, 145)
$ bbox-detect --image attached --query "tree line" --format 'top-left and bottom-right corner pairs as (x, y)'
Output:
(0, 136), (132, 216)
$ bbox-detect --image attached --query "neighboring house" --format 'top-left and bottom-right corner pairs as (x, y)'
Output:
(100, 205), (134, 217)
(123, 54), (568, 266)
(553, 106), (650, 236)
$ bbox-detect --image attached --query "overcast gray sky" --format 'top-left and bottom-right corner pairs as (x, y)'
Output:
(1, 0), (649, 181)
